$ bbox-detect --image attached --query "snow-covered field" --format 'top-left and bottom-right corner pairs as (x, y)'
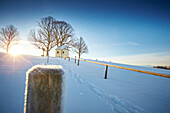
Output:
(0, 52), (170, 113)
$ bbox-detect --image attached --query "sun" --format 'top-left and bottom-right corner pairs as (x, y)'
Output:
(10, 51), (19, 56)
(7, 40), (42, 56)
(9, 45), (22, 56)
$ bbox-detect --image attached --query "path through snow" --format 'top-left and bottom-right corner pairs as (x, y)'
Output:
(62, 59), (147, 113)
(1, 54), (170, 113)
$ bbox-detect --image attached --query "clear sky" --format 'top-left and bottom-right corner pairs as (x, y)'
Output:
(0, 0), (170, 66)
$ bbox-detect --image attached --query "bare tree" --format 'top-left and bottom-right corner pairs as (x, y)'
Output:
(0, 25), (19, 53)
(73, 37), (88, 65)
(28, 29), (47, 56)
(28, 16), (56, 57)
(28, 16), (76, 63)
(53, 21), (75, 47)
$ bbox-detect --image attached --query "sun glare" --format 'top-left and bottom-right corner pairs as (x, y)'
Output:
(9, 46), (22, 56)
(10, 51), (19, 56)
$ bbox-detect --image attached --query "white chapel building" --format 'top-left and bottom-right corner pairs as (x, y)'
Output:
(55, 45), (69, 57)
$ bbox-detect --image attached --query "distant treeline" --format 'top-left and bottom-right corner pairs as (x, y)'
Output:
(153, 66), (170, 70)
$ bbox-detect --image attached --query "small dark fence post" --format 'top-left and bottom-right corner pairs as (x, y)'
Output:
(77, 59), (80, 66)
(105, 65), (108, 79)
(68, 57), (70, 61)
(75, 56), (76, 63)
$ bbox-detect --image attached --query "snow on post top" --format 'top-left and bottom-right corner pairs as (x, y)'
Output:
(26, 65), (64, 76)
(24, 65), (64, 113)
(55, 45), (68, 50)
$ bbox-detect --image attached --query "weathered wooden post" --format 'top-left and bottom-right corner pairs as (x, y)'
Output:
(105, 65), (108, 79)
(77, 59), (80, 66)
(75, 56), (76, 63)
(24, 65), (64, 113)
(68, 57), (70, 61)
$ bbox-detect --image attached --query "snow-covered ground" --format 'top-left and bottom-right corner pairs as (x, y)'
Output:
(0, 52), (170, 113)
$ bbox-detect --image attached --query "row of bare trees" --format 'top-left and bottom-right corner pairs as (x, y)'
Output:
(28, 16), (88, 61)
(0, 16), (88, 62)
(28, 16), (75, 57)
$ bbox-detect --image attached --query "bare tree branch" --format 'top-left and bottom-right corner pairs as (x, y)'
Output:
(28, 16), (57, 57)
(53, 21), (75, 48)
(73, 37), (88, 59)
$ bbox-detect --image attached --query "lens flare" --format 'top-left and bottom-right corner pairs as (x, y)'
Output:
(9, 45), (22, 56)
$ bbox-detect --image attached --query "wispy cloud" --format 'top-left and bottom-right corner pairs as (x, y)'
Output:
(89, 42), (140, 48)
(127, 42), (140, 46)
(97, 52), (170, 66)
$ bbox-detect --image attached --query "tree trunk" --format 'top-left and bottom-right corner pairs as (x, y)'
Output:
(6, 45), (9, 53)
(46, 50), (49, 63)
(46, 51), (49, 56)
(43, 50), (44, 56)
(6, 48), (9, 53)
(78, 54), (80, 59)
(47, 56), (49, 63)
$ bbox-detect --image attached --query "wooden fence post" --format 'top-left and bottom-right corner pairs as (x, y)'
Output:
(77, 59), (80, 66)
(105, 65), (108, 79)
(24, 66), (64, 113)
(75, 56), (76, 63)
(68, 57), (70, 61)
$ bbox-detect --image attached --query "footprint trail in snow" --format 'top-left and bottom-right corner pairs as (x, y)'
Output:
(62, 61), (147, 113)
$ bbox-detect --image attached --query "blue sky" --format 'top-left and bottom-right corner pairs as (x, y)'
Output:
(0, 0), (170, 65)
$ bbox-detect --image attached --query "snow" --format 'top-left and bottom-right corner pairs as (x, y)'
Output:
(56, 45), (68, 50)
(26, 64), (63, 76)
(0, 52), (170, 113)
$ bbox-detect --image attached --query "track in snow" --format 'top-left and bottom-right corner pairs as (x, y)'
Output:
(62, 61), (147, 113)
